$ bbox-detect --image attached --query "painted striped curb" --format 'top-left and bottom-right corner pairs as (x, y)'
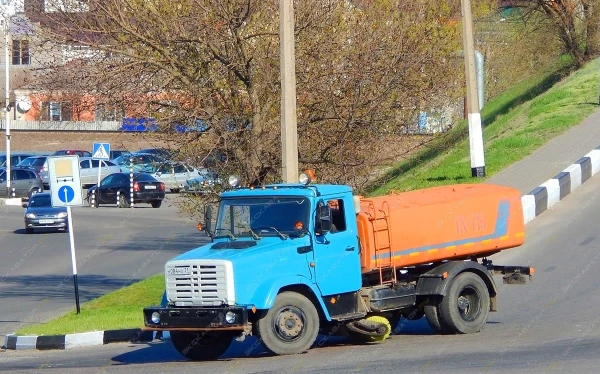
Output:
(521, 146), (600, 224)
(2, 330), (170, 351)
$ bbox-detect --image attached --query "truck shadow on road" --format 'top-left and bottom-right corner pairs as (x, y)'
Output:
(112, 319), (440, 364)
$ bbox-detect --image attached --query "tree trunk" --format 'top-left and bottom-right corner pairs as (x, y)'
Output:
(583, 0), (600, 58)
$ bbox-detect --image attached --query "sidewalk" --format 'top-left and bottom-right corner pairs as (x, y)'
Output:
(486, 105), (600, 194)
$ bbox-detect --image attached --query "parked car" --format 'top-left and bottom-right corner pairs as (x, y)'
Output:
(78, 157), (122, 188)
(16, 156), (48, 175)
(149, 162), (199, 192)
(0, 167), (44, 198)
(112, 153), (167, 173)
(22, 192), (68, 234)
(52, 149), (92, 157)
(87, 172), (165, 208)
(136, 147), (174, 159)
(183, 170), (221, 194)
(0, 152), (36, 168)
(109, 150), (130, 160)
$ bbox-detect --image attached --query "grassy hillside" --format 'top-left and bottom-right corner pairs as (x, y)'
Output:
(369, 56), (597, 195)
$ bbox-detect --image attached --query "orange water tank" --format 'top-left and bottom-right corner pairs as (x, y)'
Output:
(356, 184), (525, 273)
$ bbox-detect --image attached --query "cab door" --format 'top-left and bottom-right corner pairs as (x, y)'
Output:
(311, 196), (362, 296)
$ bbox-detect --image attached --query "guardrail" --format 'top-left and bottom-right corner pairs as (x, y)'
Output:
(0, 120), (121, 131)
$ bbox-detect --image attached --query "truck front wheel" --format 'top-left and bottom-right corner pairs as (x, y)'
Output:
(257, 291), (320, 355)
(170, 331), (233, 361)
(439, 272), (490, 334)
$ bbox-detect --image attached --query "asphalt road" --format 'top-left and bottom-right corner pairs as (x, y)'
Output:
(2, 176), (600, 373)
(0, 194), (208, 340)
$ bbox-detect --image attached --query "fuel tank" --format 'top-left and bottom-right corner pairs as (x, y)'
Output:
(356, 184), (525, 273)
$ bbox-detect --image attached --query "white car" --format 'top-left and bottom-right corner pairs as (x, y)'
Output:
(39, 157), (121, 189)
(150, 163), (200, 192)
(78, 157), (122, 188)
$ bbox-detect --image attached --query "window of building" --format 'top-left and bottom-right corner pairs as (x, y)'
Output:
(12, 39), (30, 65)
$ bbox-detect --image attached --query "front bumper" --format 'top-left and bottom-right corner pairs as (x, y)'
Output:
(25, 218), (67, 229)
(143, 306), (248, 331)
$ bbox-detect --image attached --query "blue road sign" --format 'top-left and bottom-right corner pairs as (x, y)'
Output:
(92, 143), (111, 160)
(58, 185), (75, 203)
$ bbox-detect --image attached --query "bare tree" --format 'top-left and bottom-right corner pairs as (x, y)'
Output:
(509, 0), (600, 66)
(27, 0), (468, 191)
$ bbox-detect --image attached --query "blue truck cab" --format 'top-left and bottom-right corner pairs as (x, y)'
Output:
(143, 174), (533, 361)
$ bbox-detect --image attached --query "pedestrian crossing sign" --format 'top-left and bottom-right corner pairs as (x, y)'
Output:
(92, 143), (111, 160)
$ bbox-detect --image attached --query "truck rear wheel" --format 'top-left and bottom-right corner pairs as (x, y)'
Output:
(423, 296), (452, 334)
(170, 331), (233, 361)
(439, 272), (490, 334)
(257, 291), (320, 355)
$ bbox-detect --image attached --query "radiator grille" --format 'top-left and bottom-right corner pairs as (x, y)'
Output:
(165, 259), (234, 307)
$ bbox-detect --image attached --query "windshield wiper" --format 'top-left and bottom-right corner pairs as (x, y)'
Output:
(253, 227), (289, 240)
(213, 228), (237, 241)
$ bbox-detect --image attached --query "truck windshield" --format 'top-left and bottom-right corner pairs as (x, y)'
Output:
(215, 197), (310, 239)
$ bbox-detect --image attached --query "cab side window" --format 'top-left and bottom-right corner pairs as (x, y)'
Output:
(326, 198), (346, 233)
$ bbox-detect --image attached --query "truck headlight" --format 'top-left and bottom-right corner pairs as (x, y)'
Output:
(225, 311), (237, 324)
(151, 312), (161, 324)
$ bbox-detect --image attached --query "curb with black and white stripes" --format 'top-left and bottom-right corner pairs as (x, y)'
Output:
(2, 329), (170, 351)
(4, 147), (600, 351)
(521, 146), (600, 224)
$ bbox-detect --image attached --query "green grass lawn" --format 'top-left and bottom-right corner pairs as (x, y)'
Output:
(16, 57), (600, 337)
(16, 275), (164, 336)
(369, 56), (597, 195)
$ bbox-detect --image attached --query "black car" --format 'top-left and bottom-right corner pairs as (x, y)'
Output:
(87, 172), (165, 208)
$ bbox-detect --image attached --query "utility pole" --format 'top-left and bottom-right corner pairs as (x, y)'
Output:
(461, 0), (486, 177)
(279, 0), (298, 183)
(4, 12), (11, 196)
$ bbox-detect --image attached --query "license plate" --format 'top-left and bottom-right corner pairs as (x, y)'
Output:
(145, 185), (157, 189)
(39, 219), (54, 224)
(168, 267), (190, 275)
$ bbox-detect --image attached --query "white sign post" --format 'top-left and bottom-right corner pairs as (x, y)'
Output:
(92, 142), (111, 188)
(48, 156), (84, 314)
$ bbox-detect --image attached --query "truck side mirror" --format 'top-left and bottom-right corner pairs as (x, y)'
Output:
(200, 204), (216, 237)
(317, 205), (332, 233)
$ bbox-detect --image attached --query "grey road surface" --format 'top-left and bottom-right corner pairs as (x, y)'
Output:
(0, 195), (209, 340)
(2, 177), (600, 373)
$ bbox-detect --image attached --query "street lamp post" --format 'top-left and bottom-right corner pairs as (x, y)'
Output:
(3, 11), (10, 196)
(461, 0), (486, 178)
(279, 0), (298, 183)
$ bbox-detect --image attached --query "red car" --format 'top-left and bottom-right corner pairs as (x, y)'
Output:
(52, 150), (92, 157)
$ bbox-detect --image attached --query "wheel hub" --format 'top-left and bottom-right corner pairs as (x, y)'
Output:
(275, 309), (304, 340)
(458, 295), (470, 312)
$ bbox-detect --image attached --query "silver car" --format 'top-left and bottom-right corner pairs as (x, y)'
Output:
(40, 157), (121, 189)
(0, 167), (44, 198)
(78, 157), (121, 188)
(149, 163), (199, 193)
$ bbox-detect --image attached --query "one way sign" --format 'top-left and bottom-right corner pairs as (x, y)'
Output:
(92, 143), (111, 160)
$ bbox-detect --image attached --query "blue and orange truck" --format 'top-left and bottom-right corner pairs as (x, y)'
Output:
(143, 172), (533, 360)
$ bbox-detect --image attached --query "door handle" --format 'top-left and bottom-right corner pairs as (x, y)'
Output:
(297, 246), (312, 254)
(345, 246), (355, 251)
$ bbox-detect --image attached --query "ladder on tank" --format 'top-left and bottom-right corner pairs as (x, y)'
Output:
(369, 200), (396, 285)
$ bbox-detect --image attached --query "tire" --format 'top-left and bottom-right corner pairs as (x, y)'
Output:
(401, 306), (425, 321)
(424, 296), (453, 334)
(170, 331), (233, 361)
(118, 192), (130, 208)
(151, 200), (162, 208)
(88, 193), (99, 208)
(256, 291), (320, 355)
(29, 188), (40, 199)
(25, 227), (33, 234)
(438, 272), (490, 334)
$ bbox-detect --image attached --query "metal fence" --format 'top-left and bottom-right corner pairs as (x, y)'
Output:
(0, 120), (121, 131)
